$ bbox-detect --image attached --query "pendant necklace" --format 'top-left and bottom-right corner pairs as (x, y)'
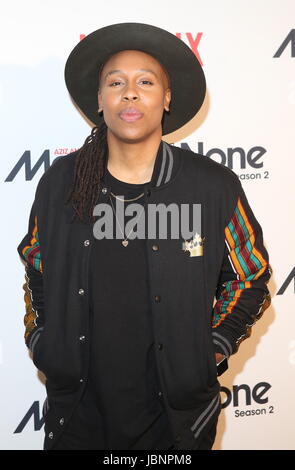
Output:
(109, 192), (145, 247)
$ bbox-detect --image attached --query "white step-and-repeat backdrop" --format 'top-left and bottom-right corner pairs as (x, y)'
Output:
(1, 0), (294, 450)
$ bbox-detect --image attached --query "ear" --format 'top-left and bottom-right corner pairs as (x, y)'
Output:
(164, 88), (171, 112)
(98, 90), (103, 113)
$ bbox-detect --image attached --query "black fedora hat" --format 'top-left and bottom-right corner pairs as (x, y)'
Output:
(64, 22), (206, 135)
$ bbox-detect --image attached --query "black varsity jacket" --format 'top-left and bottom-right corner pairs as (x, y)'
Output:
(17, 140), (272, 450)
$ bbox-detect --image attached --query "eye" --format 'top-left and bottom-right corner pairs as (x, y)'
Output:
(108, 79), (153, 87)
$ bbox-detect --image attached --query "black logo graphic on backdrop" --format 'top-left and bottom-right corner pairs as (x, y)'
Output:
(6, 143), (268, 182)
(277, 267), (295, 295)
(5, 151), (63, 182)
(274, 29), (295, 58)
(14, 401), (44, 433)
(221, 381), (274, 418)
(181, 142), (269, 181)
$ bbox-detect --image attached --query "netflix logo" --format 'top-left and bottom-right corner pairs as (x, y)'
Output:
(79, 31), (204, 66)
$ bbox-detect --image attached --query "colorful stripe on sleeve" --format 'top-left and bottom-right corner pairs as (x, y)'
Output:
(21, 216), (42, 273)
(212, 196), (269, 328)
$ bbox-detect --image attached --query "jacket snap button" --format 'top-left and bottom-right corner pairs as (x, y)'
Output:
(158, 391), (163, 397)
(48, 432), (54, 439)
(79, 378), (84, 383)
(152, 244), (159, 251)
(78, 288), (85, 295)
(102, 187), (108, 194)
(155, 295), (161, 302)
(84, 240), (90, 247)
(158, 343), (163, 350)
(59, 418), (64, 425)
(79, 335), (86, 342)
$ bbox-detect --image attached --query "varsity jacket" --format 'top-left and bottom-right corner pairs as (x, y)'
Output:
(17, 140), (272, 450)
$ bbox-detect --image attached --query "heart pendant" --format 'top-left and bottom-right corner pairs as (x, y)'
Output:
(122, 240), (129, 247)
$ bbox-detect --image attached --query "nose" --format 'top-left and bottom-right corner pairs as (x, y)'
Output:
(122, 82), (139, 102)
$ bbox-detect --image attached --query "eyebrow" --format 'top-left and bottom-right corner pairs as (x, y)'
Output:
(104, 68), (158, 80)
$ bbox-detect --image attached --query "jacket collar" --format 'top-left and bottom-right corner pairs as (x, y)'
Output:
(149, 139), (180, 188)
(102, 139), (181, 190)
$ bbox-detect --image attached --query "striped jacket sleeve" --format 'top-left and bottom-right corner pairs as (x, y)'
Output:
(17, 198), (45, 353)
(212, 182), (272, 358)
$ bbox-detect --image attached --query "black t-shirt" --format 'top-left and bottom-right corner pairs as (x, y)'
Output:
(86, 167), (175, 450)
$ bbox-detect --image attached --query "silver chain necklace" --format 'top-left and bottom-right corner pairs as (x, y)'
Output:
(110, 191), (144, 202)
(109, 193), (145, 247)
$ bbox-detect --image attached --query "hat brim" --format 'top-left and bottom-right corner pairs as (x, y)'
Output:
(64, 22), (206, 136)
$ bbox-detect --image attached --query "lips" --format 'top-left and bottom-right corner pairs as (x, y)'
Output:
(119, 107), (143, 122)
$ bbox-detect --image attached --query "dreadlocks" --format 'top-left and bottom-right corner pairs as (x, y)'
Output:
(65, 120), (108, 224)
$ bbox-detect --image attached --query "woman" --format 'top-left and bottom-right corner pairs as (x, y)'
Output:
(17, 22), (271, 450)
